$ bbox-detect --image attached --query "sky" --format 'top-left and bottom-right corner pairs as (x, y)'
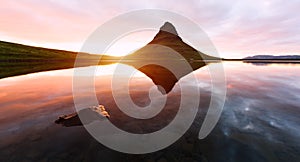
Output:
(1, 0), (300, 58)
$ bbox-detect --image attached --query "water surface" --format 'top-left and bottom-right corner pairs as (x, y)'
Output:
(0, 62), (300, 162)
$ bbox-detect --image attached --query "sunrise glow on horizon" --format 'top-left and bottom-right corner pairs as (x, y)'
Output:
(1, 0), (300, 58)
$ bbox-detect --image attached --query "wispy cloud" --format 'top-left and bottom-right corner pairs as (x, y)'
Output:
(1, 0), (299, 58)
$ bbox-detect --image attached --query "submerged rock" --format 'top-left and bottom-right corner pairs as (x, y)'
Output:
(55, 105), (110, 127)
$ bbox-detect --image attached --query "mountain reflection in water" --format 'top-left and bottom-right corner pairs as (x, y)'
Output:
(0, 62), (300, 162)
(56, 60), (207, 130)
(125, 60), (206, 94)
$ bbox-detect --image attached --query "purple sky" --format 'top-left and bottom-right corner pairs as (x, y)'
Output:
(1, 0), (300, 58)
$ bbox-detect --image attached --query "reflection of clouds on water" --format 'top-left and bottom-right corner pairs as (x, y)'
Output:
(0, 62), (300, 161)
(205, 62), (300, 161)
(0, 92), (7, 98)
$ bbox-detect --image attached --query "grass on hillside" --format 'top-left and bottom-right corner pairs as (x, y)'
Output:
(0, 41), (119, 79)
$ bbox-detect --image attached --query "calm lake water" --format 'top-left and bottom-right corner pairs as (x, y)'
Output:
(0, 62), (300, 162)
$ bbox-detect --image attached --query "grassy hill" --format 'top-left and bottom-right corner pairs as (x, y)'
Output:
(0, 41), (78, 60)
(0, 40), (120, 60)
(0, 41), (118, 78)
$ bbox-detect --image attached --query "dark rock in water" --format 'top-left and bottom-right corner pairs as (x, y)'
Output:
(55, 113), (82, 127)
(55, 105), (110, 127)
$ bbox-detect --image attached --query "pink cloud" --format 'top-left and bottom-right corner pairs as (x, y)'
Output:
(0, 0), (300, 58)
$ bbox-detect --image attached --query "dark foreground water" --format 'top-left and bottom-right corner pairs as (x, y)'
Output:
(0, 62), (299, 162)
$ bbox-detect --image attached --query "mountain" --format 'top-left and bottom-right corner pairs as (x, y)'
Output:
(0, 22), (219, 79)
(120, 22), (215, 93)
(0, 22), (218, 62)
(244, 55), (300, 60)
(0, 40), (118, 60)
(124, 22), (219, 61)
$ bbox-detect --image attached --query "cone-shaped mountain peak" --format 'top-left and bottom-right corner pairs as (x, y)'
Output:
(159, 22), (178, 35)
(125, 21), (219, 61)
(122, 22), (220, 94)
